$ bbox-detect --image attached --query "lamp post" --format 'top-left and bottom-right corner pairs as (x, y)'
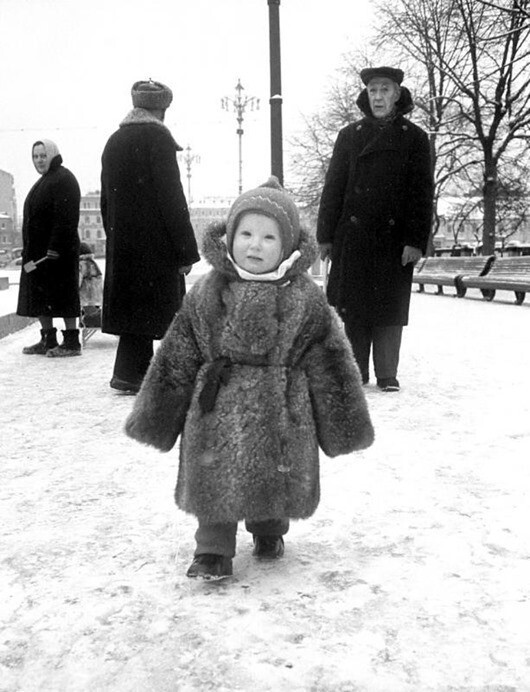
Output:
(180, 145), (200, 206)
(268, 0), (283, 185)
(222, 79), (260, 194)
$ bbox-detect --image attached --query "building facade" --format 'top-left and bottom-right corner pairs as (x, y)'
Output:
(189, 196), (235, 248)
(435, 196), (530, 255)
(0, 170), (17, 227)
(0, 170), (21, 262)
(78, 191), (106, 256)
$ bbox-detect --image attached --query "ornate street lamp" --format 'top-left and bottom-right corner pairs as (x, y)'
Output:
(180, 145), (200, 206)
(222, 79), (260, 194)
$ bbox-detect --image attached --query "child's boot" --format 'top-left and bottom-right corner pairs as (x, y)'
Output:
(186, 554), (233, 580)
(22, 328), (58, 355)
(47, 329), (82, 357)
(252, 535), (285, 560)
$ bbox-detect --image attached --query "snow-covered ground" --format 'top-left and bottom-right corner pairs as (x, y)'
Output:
(1, 279), (529, 691)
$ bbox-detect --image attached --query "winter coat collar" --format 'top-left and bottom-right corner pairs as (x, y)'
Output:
(202, 220), (318, 284)
(356, 85), (414, 119)
(119, 108), (183, 150)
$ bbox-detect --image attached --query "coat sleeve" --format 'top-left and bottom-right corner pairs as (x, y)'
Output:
(48, 171), (81, 255)
(304, 309), (374, 457)
(125, 297), (203, 452)
(149, 132), (200, 268)
(316, 127), (351, 245)
(404, 128), (433, 253)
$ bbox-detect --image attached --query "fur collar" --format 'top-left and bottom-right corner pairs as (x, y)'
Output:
(201, 220), (318, 283)
(119, 108), (183, 150)
(356, 85), (414, 118)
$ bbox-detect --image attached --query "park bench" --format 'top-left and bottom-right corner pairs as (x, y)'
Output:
(459, 256), (530, 305)
(413, 256), (494, 296)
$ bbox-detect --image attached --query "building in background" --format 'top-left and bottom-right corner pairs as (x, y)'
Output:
(0, 170), (21, 262)
(189, 196), (235, 248)
(435, 196), (530, 256)
(78, 191), (105, 257)
(0, 170), (17, 227)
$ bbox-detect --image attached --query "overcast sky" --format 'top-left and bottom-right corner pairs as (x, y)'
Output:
(0, 0), (373, 209)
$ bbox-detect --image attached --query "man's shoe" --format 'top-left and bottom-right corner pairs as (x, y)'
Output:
(361, 373), (369, 385)
(252, 535), (285, 560)
(186, 554), (233, 580)
(110, 376), (141, 394)
(377, 377), (400, 392)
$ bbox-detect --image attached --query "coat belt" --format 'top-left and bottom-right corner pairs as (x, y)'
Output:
(198, 355), (271, 414)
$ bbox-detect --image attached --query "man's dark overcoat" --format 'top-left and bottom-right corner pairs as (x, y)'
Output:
(17, 155), (81, 318)
(317, 88), (433, 326)
(100, 108), (200, 339)
(125, 223), (374, 524)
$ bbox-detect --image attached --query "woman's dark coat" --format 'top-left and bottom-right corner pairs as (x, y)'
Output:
(100, 108), (200, 339)
(317, 87), (433, 326)
(125, 222), (374, 524)
(17, 156), (81, 318)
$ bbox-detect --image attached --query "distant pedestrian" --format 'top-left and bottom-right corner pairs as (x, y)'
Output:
(78, 241), (103, 329)
(100, 79), (200, 394)
(317, 66), (433, 391)
(125, 177), (374, 581)
(17, 139), (82, 357)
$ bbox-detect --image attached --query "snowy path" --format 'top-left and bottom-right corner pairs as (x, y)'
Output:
(1, 291), (529, 691)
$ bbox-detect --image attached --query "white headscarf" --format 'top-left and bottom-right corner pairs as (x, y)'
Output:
(32, 139), (61, 174)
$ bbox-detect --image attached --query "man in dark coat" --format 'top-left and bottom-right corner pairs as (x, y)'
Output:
(317, 66), (433, 391)
(101, 79), (200, 393)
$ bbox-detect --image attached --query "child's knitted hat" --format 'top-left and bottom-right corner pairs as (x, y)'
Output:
(226, 176), (300, 259)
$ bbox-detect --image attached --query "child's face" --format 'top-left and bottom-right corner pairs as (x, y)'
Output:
(232, 213), (283, 274)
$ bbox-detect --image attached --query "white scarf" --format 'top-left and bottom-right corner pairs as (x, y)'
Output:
(228, 250), (302, 282)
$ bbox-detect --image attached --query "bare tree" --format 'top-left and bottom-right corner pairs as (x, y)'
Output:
(376, 0), (530, 255)
(288, 52), (371, 216)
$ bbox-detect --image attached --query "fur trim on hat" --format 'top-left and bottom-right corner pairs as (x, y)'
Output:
(202, 220), (317, 282)
(225, 176), (301, 260)
(131, 80), (173, 110)
(119, 108), (183, 150)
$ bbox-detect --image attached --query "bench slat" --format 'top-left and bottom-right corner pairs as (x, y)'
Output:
(460, 257), (530, 304)
(413, 256), (493, 295)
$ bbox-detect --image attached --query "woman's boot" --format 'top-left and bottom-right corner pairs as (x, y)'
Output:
(46, 329), (82, 357)
(22, 328), (58, 355)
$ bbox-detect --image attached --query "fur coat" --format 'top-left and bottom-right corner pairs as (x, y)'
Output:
(125, 222), (374, 524)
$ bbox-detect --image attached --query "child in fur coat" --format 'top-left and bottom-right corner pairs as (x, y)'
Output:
(125, 177), (374, 580)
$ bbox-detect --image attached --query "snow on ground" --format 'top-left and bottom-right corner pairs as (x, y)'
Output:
(0, 282), (529, 691)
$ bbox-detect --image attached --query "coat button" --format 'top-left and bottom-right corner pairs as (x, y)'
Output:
(354, 186), (361, 194)
(356, 124), (362, 131)
(350, 215), (358, 224)
(389, 218), (395, 226)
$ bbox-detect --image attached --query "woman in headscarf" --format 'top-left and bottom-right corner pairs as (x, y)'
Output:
(17, 139), (82, 357)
